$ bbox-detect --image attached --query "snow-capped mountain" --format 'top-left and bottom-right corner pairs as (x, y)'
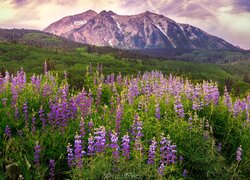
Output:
(44, 10), (239, 50)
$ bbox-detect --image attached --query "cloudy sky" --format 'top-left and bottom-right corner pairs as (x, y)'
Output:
(1, 0), (250, 49)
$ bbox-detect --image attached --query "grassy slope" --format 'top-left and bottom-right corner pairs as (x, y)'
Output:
(0, 41), (249, 94)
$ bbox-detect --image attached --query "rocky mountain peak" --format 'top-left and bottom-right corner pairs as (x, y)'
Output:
(44, 10), (240, 50)
(99, 10), (117, 16)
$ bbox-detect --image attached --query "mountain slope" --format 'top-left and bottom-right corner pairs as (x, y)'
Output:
(44, 10), (240, 50)
(0, 28), (84, 50)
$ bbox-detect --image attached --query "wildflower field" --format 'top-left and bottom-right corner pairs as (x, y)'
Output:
(1, 63), (250, 179)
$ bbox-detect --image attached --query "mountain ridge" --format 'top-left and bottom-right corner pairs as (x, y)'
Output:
(44, 10), (240, 51)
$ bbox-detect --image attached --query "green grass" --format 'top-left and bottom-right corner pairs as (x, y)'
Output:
(0, 42), (249, 94)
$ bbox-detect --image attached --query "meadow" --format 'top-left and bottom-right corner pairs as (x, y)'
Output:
(1, 64), (250, 179)
(1, 42), (250, 95)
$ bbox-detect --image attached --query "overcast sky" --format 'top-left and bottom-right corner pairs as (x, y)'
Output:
(1, 0), (250, 49)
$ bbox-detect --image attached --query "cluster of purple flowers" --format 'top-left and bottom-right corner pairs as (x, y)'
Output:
(121, 133), (130, 160)
(39, 106), (46, 129)
(4, 67), (250, 178)
(48, 95), (77, 130)
(155, 103), (161, 120)
(131, 114), (143, 152)
(128, 79), (140, 104)
(31, 116), (36, 134)
(93, 126), (106, 153)
(87, 134), (95, 156)
(22, 102), (29, 128)
(110, 131), (119, 160)
(74, 133), (83, 169)
(67, 143), (74, 167)
(34, 141), (41, 166)
(95, 84), (102, 107)
(224, 87), (233, 111)
(76, 89), (93, 118)
(49, 159), (55, 180)
(148, 137), (157, 164)
(236, 145), (243, 162)
(174, 97), (185, 118)
(159, 134), (177, 165)
(67, 133), (85, 169)
(31, 74), (41, 93)
(5, 125), (12, 139)
(79, 118), (85, 139)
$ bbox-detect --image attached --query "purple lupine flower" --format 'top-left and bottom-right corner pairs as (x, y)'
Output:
(203, 82), (219, 106)
(49, 159), (55, 180)
(74, 133), (83, 169)
(131, 114), (143, 138)
(95, 84), (102, 107)
(31, 116), (36, 135)
(155, 103), (161, 120)
(192, 98), (203, 111)
(34, 141), (41, 166)
(94, 126), (106, 153)
(211, 85), (220, 105)
(23, 102), (29, 128)
(182, 169), (188, 177)
(217, 143), (222, 152)
(42, 83), (52, 97)
(31, 74), (41, 93)
(203, 131), (209, 140)
(121, 133), (130, 160)
(160, 134), (177, 165)
(110, 73), (115, 84)
(134, 138), (143, 153)
(233, 100), (242, 118)
(160, 135), (168, 164)
(110, 131), (119, 160)
(48, 96), (77, 131)
(5, 125), (12, 138)
(131, 114), (143, 152)
(158, 163), (165, 176)
(116, 73), (122, 85)
(67, 143), (74, 168)
(14, 105), (19, 120)
(174, 97), (185, 118)
(87, 134), (95, 156)
(39, 106), (46, 129)
(148, 137), (157, 165)
(127, 79), (139, 104)
(236, 145), (242, 162)
(11, 79), (19, 106)
(179, 155), (184, 163)
(79, 118), (85, 139)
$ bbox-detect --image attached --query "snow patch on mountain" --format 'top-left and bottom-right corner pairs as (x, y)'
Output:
(73, 20), (87, 26)
(156, 24), (176, 48)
